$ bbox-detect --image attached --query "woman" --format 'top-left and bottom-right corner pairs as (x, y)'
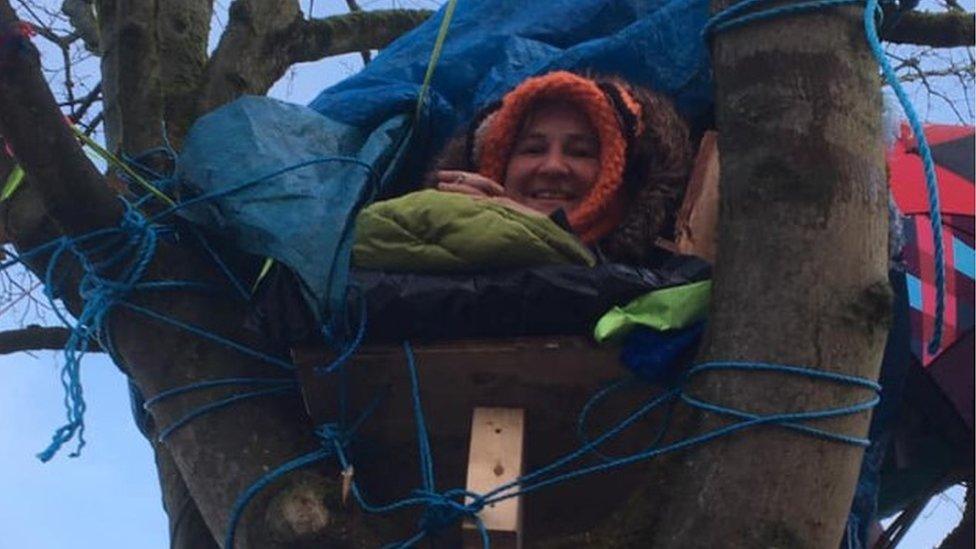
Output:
(430, 70), (693, 264)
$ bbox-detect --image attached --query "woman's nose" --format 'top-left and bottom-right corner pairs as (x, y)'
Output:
(537, 150), (571, 175)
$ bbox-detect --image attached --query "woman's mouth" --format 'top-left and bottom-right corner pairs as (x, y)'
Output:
(528, 189), (578, 201)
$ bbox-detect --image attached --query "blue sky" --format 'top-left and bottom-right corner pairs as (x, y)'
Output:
(0, 1), (971, 548)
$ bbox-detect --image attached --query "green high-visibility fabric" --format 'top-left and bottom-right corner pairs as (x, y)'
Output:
(593, 280), (711, 343)
(353, 190), (595, 272)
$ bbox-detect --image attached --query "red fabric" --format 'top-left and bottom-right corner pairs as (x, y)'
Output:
(893, 124), (974, 429)
(888, 123), (974, 216)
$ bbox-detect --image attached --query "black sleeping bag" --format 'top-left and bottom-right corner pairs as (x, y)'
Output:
(249, 255), (710, 346)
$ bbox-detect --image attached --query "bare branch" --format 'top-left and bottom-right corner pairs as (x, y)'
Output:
(884, 11), (975, 48)
(94, 0), (164, 155)
(289, 9), (431, 65)
(61, 0), (99, 52)
(81, 109), (102, 135)
(0, 3), (122, 235)
(15, 1), (66, 45)
(70, 81), (100, 121)
(60, 36), (75, 108)
(198, 5), (430, 115)
(196, 0), (302, 116)
(343, 0), (372, 65)
(0, 325), (98, 354)
(156, 0), (212, 147)
(899, 63), (976, 83)
(939, 0), (966, 13)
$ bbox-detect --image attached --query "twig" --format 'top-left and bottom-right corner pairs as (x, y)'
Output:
(344, 0), (372, 65)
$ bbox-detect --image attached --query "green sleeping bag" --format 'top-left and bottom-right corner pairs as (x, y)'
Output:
(353, 190), (595, 272)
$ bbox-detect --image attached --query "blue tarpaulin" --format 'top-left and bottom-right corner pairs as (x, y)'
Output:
(175, 0), (713, 328)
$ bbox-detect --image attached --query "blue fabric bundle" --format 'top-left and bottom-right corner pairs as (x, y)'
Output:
(620, 323), (705, 385)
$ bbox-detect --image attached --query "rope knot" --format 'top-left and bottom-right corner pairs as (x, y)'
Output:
(121, 205), (151, 231)
(314, 423), (346, 446)
(414, 488), (486, 533)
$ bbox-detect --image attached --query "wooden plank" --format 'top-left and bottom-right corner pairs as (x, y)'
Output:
(675, 130), (720, 263)
(462, 407), (525, 549)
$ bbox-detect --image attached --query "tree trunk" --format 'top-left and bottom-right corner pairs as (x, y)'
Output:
(648, 3), (891, 548)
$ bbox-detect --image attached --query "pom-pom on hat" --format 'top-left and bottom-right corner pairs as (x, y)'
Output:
(473, 71), (643, 244)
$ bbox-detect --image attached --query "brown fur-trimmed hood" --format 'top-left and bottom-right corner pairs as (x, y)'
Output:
(426, 73), (694, 265)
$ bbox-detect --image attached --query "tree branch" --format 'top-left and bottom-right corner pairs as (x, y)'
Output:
(95, 0), (164, 155)
(0, 325), (91, 354)
(197, 5), (430, 115)
(884, 11), (975, 48)
(196, 0), (302, 116)
(61, 0), (99, 52)
(0, 4), (122, 235)
(156, 0), (212, 147)
(343, 0), (372, 65)
(68, 81), (100, 121)
(289, 9), (431, 65)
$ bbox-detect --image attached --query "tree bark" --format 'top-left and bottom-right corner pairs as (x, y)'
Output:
(646, 4), (891, 548)
(157, 0), (214, 148)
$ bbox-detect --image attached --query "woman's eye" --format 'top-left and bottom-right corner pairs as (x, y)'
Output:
(568, 146), (597, 158)
(516, 144), (545, 155)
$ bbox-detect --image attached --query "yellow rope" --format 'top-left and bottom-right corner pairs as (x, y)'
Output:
(70, 126), (176, 207)
(414, 0), (458, 121)
(0, 164), (24, 202)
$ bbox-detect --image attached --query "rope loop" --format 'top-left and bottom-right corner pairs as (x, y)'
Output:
(681, 361), (881, 447)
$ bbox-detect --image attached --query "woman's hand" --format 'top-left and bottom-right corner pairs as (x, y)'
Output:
(434, 170), (543, 218)
(435, 170), (507, 198)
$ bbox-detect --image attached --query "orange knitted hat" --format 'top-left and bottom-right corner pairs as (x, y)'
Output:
(474, 71), (643, 244)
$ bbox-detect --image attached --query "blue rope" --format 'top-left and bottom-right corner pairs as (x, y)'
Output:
(704, 0), (861, 37)
(186, 227), (252, 301)
(143, 378), (296, 408)
(464, 361), (879, 514)
(155, 385), (298, 442)
(316, 342), (490, 549)
(576, 377), (679, 463)
(117, 302), (295, 371)
(861, 0), (945, 353)
(35, 201), (160, 461)
(149, 156), (379, 223)
(315, 286), (368, 376)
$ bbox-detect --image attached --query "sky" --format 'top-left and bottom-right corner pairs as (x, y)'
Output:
(0, 1), (971, 548)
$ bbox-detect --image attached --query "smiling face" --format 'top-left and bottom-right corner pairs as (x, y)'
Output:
(502, 101), (601, 215)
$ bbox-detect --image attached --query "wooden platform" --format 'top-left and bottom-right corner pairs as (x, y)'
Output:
(294, 336), (670, 543)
